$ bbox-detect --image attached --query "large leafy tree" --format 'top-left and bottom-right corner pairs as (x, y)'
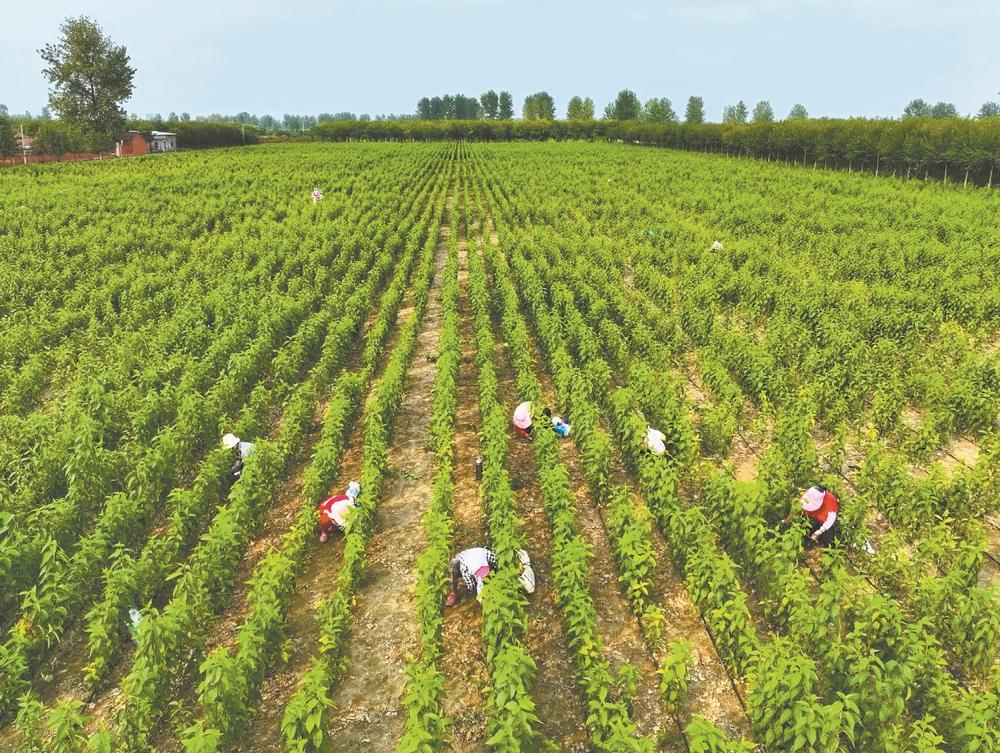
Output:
(684, 96), (705, 124)
(641, 97), (677, 123)
(752, 100), (774, 123)
(480, 90), (499, 119)
(787, 103), (809, 120)
(605, 89), (641, 120)
(979, 101), (1000, 118)
(567, 95), (595, 120)
(522, 92), (555, 120)
(498, 91), (514, 119)
(39, 17), (135, 140)
(417, 97), (432, 119)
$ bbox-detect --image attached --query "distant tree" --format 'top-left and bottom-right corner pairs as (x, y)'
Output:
(903, 98), (932, 118)
(722, 100), (749, 124)
(979, 101), (1000, 118)
(282, 113), (303, 131)
(480, 89), (499, 119)
(301, 115), (317, 129)
(39, 16), (135, 139)
(417, 97), (432, 119)
(39, 106), (52, 120)
(522, 91), (556, 120)
(640, 97), (677, 123)
(751, 100), (774, 123)
(498, 91), (514, 119)
(180, 112), (191, 122)
(167, 111), (177, 121)
(0, 114), (16, 157)
(684, 96), (705, 124)
(567, 95), (595, 120)
(604, 89), (641, 120)
(359, 113), (371, 122)
(454, 94), (481, 119)
(929, 101), (958, 118)
(258, 114), (277, 130)
(787, 103), (808, 120)
(0, 104), (7, 118)
(429, 96), (444, 119)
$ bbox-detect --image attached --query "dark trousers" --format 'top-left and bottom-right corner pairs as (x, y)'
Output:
(805, 519), (839, 547)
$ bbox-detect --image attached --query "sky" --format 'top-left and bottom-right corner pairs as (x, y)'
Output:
(2, 0), (998, 121)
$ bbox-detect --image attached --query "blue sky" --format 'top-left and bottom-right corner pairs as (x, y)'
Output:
(2, 0), (998, 120)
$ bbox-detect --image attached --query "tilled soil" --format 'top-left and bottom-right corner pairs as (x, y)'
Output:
(321, 200), (450, 752)
(439, 217), (490, 752)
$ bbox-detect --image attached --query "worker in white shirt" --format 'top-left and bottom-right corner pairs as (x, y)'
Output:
(645, 426), (667, 456)
(222, 432), (255, 478)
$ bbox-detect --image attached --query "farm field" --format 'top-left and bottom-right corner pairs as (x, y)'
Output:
(0, 141), (999, 753)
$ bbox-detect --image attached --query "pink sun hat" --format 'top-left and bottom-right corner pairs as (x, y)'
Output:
(801, 487), (825, 512)
(512, 401), (532, 430)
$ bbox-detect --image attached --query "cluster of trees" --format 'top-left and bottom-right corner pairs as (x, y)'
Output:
(415, 91), (515, 120)
(312, 116), (1000, 186)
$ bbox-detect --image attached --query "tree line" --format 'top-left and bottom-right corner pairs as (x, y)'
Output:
(312, 116), (1000, 186)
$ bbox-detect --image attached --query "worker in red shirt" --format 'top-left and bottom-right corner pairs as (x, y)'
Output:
(317, 481), (361, 542)
(795, 485), (840, 547)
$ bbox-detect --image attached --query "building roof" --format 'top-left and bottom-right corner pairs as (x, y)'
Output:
(151, 131), (177, 137)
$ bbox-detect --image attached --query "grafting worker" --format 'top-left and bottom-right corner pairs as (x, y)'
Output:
(645, 425), (667, 456)
(446, 547), (535, 606)
(543, 407), (571, 438)
(512, 400), (534, 438)
(317, 481), (361, 542)
(312, 187), (324, 202)
(796, 484), (840, 547)
(222, 432), (255, 479)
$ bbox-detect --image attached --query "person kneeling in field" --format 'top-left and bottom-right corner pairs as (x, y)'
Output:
(645, 426), (667, 456)
(543, 407), (571, 438)
(317, 481), (361, 542)
(222, 432), (255, 479)
(446, 547), (535, 606)
(795, 485), (840, 547)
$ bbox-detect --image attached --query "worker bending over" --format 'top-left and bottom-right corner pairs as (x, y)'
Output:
(512, 401), (570, 439)
(446, 547), (535, 606)
(317, 481), (361, 542)
(797, 485), (840, 547)
(645, 426), (667, 456)
(222, 432), (255, 479)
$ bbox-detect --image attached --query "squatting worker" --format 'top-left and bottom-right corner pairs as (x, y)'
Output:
(222, 432), (255, 479)
(317, 481), (361, 542)
(645, 426), (667, 456)
(512, 400), (533, 438)
(446, 547), (535, 606)
(798, 485), (840, 546)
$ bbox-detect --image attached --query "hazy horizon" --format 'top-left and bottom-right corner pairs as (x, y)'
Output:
(3, 0), (998, 121)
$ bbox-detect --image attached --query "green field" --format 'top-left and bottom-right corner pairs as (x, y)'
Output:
(1, 142), (998, 753)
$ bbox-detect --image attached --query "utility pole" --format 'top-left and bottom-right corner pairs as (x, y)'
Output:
(19, 124), (27, 165)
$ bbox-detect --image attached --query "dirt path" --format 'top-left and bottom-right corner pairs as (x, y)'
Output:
(321, 200), (450, 751)
(439, 214), (490, 752)
(229, 226), (443, 753)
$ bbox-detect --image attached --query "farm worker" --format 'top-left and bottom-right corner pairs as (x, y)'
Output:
(446, 548), (535, 606)
(312, 187), (323, 202)
(127, 607), (142, 642)
(710, 240), (724, 251)
(222, 433), (255, 479)
(797, 485), (840, 546)
(317, 481), (362, 542)
(543, 407), (571, 438)
(645, 426), (667, 456)
(512, 400), (533, 438)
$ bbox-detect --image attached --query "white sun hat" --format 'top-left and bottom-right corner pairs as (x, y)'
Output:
(801, 487), (825, 512)
(346, 481), (361, 500)
(512, 401), (532, 430)
(222, 433), (240, 449)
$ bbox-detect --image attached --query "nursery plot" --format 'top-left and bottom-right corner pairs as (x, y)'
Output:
(2, 141), (999, 753)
